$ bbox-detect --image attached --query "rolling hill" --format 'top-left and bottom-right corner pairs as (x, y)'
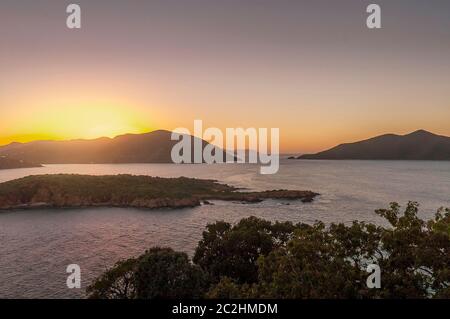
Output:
(0, 130), (225, 164)
(296, 130), (450, 160)
(0, 156), (42, 169)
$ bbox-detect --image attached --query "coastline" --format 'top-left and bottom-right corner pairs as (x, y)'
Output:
(0, 174), (318, 211)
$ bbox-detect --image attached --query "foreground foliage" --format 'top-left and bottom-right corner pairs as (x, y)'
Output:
(87, 202), (450, 299)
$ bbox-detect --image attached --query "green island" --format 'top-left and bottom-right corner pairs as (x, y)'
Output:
(0, 174), (318, 210)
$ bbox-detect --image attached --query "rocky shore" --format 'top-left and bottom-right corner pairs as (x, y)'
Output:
(0, 174), (318, 210)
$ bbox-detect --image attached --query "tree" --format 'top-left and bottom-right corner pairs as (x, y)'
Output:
(205, 277), (251, 299)
(86, 258), (138, 299)
(372, 203), (450, 298)
(193, 217), (296, 284)
(134, 247), (209, 299)
(87, 247), (209, 299)
(237, 202), (449, 299)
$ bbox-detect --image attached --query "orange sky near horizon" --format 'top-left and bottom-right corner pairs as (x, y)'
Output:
(2, 65), (449, 153)
(2, 70), (450, 153)
(1, 1), (450, 153)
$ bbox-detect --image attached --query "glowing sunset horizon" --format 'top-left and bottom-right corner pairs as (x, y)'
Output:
(1, 0), (450, 153)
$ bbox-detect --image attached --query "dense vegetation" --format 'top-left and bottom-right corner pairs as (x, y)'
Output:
(0, 174), (318, 209)
(87, 202), (450, 299)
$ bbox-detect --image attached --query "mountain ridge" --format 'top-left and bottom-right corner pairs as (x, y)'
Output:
(295, 130), (450, 160)
(0, 130), (225, 164)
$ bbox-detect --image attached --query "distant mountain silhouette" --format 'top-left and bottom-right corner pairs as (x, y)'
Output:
(296, 130), (450, 160)
(0, 130), (228, 164)
(0, 156), (42, 169)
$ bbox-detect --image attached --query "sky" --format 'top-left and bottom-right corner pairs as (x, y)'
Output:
(1, 0), (449, 153)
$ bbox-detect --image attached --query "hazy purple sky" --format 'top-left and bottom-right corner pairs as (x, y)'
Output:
(1, 0), (449, 151)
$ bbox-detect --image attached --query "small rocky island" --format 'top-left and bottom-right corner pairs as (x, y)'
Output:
(0, 174), (318, 210)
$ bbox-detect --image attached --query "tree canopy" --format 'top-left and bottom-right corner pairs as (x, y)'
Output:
(87, 202), (449, 299)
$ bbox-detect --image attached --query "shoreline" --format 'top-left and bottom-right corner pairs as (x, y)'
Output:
(0, 174), (319, 211)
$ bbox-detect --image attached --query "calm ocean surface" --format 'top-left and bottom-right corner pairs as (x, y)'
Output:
(0, 160), (449, 298)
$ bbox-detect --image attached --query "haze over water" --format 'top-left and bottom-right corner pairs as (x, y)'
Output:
(0, 160), (449, 298)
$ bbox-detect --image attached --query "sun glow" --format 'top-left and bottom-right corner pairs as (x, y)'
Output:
(0, 100), (155, 145)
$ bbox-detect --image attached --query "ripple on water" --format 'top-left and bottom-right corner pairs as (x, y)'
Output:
(0, 160), (449, 298)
